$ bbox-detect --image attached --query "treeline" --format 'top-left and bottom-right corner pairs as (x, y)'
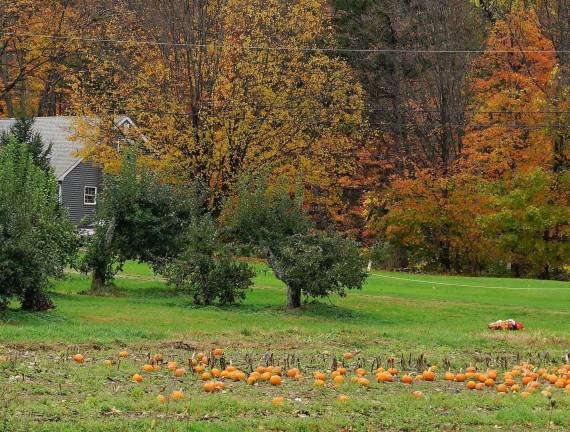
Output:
(0, 0), (569, 279)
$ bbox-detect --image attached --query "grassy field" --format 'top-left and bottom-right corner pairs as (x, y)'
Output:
(1, 263), (570, 431)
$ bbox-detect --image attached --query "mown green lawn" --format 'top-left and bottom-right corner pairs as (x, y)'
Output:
(1, 263), (570, 431)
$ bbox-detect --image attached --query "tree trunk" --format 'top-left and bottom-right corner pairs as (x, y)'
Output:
(21, 289), (54, 311)
(89, 218), (117, 292)
(90, 269), (106, 293)
(511, 261), (521, 278)
(287, 284), (302, 309)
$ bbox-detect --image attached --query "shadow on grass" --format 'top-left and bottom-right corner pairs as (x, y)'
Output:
(180, 299), (365, 322)
(0, 307), (69, 326)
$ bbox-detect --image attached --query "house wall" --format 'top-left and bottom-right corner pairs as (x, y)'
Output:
(61, 161), (102, 226)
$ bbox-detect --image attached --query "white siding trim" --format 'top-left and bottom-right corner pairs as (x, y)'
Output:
(58, 158), (84, 181)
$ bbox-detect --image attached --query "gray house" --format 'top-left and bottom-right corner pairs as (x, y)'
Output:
(0, 116), (134, 227)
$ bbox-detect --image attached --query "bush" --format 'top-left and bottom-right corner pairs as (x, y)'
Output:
(0, 138), (78, 310)
(160, 215), (254, 305)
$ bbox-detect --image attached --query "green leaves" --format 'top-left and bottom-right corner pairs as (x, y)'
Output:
(81, 147), (200, 290)
(0, 137), (78, 310)
(160, 214), (255, 306)
(225, 173), (367, 307)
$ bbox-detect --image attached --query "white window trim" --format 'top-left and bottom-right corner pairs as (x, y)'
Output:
(84, 186), (97, 206)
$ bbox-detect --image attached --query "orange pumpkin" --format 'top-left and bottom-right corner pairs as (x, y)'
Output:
(314, 379), (325, 387)
(333, 375), (345, 384)
(455, 374), (466, 382)
(497, 384), (507, 393)
(73, 354), (84, 364)
(174, 368), (186, 377)
(269, 375), (282, 386)
(202, 372), (212, 381)
(313, 371), (327, 381)
(118, 351), (129, 359)
(157, 394), (166, 404)
(343, 353), (353, 360)
(338, 394), (350, 402)
(444, 372), (455, 381)
(466, 381), (476, 390)
(142, 364), (154, 372)
(422, 370), (435, 381)
(271, 396), (284, 405)
(170, 390), (184, 401)
(355, 368), (367, 376)
(401, 375), (413, 384)
(203, 382), (215, 393)
(287, 368), (300, 378)
(132, 373), (143, 383)
(212, 348), (223, 357)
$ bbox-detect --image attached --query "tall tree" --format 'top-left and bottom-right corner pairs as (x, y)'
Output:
(71, 0), (364, 221)
(0, 137), (77, 310)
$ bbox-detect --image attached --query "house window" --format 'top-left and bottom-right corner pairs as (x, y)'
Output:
(84, 186), (97, 205)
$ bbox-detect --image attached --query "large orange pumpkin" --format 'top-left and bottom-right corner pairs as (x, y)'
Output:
(269, 375), (282, 386)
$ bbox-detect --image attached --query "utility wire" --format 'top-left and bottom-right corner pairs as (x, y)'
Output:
(2, 32), (570, 54)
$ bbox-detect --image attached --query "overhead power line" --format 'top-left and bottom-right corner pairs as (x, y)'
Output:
(2, 32), (570, 54)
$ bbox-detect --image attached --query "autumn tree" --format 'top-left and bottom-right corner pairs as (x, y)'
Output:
(458, 7), (570, 278)
(0, 0), (116, 117)
(533, 0), (570, 172)
(71, 0), (364, 222)
(346, 0), (487, 270)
